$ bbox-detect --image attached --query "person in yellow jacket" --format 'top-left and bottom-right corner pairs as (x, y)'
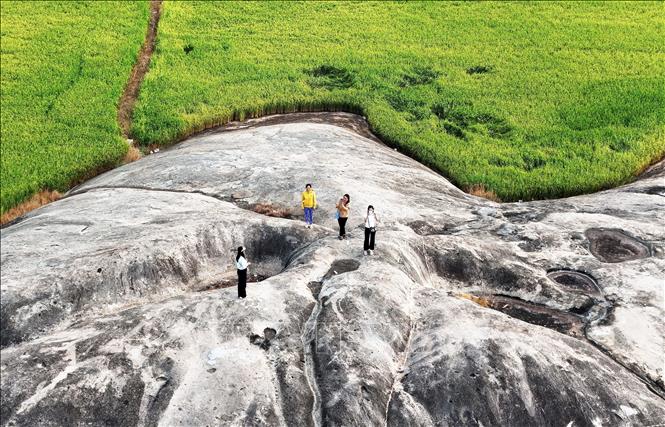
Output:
(301, 183), (317, 228)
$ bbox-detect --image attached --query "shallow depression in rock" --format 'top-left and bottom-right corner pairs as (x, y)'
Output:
(547, 269), (600, 296)
(585, 228), (650, 263)
(461, 294), (588, 338)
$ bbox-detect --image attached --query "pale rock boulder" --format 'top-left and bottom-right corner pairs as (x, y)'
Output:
(1, 113), (664, 426)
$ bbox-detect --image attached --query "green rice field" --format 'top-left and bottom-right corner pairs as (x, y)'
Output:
(0, 1), (149, 214)
(1, 1), (664, 214)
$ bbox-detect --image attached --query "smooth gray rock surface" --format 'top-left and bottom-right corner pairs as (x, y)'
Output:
(2, 113), (664, 426)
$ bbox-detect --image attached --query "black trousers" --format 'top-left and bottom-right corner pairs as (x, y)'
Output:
(338, 217), (348, 236)
(237, 269), (247, 298)
(364, 227), (376, 250)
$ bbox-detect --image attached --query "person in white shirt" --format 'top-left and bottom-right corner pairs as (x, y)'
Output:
(364, 205), (380, 255)
(235, 246), (249, 298)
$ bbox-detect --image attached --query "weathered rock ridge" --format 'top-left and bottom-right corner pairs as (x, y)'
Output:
(1, 113), (664, 426)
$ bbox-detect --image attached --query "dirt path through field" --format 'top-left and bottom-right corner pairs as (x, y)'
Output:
(117, 0), (162, 138)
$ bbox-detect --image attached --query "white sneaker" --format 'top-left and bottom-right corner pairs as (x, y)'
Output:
(364, 250), (368, 256)
(369, 250), (374, 255)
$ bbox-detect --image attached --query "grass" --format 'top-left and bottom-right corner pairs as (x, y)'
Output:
(0, 190), (61, 225)
(132, 1), (665, 201)
(2, 2), (663, 214)
(0, 1), (150, 214)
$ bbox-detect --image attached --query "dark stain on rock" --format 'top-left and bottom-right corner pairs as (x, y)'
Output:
(108, 353), (134, 371)
(585, 228), (650, 263)
(1, 295), (65, 348)
(0, 346), (71, 423)
(16, 370), (144, 427)
(263, 327), (277, 341)
(407, 220), (454, 236)
(518, 239), (544, 252)
(322, 259), (361, 281)
(307, 281), (323, 300)
(145, 357), (177, 427)
(249, 327), (277, 350)
(430, 248), (482, 283)
(397, 343), (507, 426)
(274, 355), (314, 427)
(643, 186), (665, 196)
(502, 210), (548, 223)
(520, 354), (609, 427)
(429, 248), (539, 293)
(487, 266), (521, 291)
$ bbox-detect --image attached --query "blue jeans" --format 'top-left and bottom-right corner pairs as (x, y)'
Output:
(304, 207), (314, 225)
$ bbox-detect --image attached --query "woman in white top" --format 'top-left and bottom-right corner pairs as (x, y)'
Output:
(235, 246), (249, 298)
(364, 205), (380, 255)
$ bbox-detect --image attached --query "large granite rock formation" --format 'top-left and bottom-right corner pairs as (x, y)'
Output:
(2, 113), (664, 426)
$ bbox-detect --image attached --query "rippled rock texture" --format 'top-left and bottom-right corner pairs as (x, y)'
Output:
(2, 113), (664, 426)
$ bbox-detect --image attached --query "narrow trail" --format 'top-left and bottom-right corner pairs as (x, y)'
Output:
(117, 0), (162, 139)
(0, 1), (162, 227)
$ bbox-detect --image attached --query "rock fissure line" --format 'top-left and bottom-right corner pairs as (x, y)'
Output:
(302, 298), (323, 427)
(67, 184), (322, 226)
(384, 318), (415, 426)
(67, 184), (230, 204)
(301, 281), (326, 427)
(586, 334), (665, 400)
(383, 253), (420, 425)
(298, 259), (364, 427)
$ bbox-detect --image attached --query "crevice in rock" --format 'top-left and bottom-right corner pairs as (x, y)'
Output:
(384, 267), (418, 425)
(624, 185), (665, 197)
(298, 258), (363, 427)
(407, 219), (475, 237)
(67, 185), (310, 225)
(458, 293), (589, 338)
(301, 280), (326, 427)
(67, 184), (232, 205)
(307, 281), (323, 300)
(459, 292), (665, 400)
(144, 356), (176, 427)
(384, 318), (415, 426)
(585, 337), (665, 400)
